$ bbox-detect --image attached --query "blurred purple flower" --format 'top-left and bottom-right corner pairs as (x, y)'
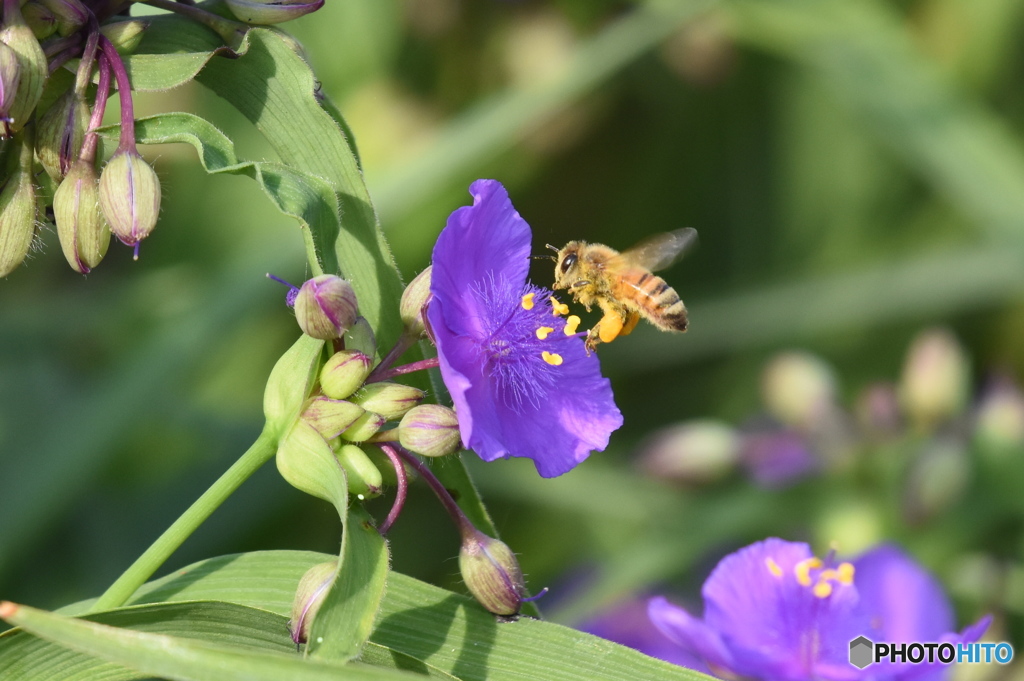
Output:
(427, 179), (622, 477)
(581, 597), (703, 668)
(645, 538), (989, 681)
(741, 429), (818, 487)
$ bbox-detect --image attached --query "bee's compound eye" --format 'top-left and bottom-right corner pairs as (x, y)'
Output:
(560, 253), (577, 273)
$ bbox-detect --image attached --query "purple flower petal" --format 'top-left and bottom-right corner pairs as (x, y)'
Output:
(427, 179), (622, 477)
(583, 597), (707, 669)
(647, 596), (733, 674)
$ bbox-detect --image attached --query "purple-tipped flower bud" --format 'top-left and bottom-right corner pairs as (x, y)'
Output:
(335, 443), (383, 499)
(339, 411), (387, 442)
(400, 266), (432, 337)
(0, 130), (36, 277)
(21, 2), (56, 39)
(636, 420), (739, 485)
(289, 560), (337, 645)
(349, 382), (425, 421)
(98, 150), (161, 253)
(300, 396), (364, 440)
(38, 0), (87, 37)
(99, 19), (148, 54)
(224, 0), (324, 25)
(459, 529), (526, 616)
(0, 42), (19, 131)
(899, 328), (969, 431)
(398, 404), (460, 457)
(761, 351), (837, 429)
(54, 159), (111, 273)
(37, 89), (89, 180)
(294, 275), (358, 340)
(0, 2), (46, 136)
(320, 350), (373, 400)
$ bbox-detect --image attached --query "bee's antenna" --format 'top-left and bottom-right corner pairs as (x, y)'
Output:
(532, 254), (556, 261)
(546, 244), (560, 253)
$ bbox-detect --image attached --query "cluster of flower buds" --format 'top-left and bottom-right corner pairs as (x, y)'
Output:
(0, 0), (324, 278)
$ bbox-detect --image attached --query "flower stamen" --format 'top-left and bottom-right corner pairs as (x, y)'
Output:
(550, 297), (569, 316)
(564, 315), (581, 335)
(521, 293), (535, 310)
(765, 557), (783, 578)
(812, 581), (833, 599)
(836, 562), (855, 585)
(536, 326), (554, 340)
(542, 351), (563, 366)
(794, 557), (822, 587)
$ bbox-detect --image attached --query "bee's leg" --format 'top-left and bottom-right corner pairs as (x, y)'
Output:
(619, 312), (641, 336)
(586, 309), (625, 352)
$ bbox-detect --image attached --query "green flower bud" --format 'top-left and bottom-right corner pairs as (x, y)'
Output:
(0, 2), (47, 135)
(263, 334), (324, 436)
(320, 350), (373, 400)
(636, 420), (739, 485)
(54, 158), (110, 273)
(335, 443), (383, 499)
(0, 42), (19, 121)
(277, 420), (346, 504)
(38, 0), (87, 36)
(36, 88), (88, 180)
(339, 411), (387, 442)
(99, 19), (148, 54)
(289, 560), (337, 645)
(761, 351), (836, 429)
(398, 404), (460, 457)
(349, 382), (424, 421)
(975, 379), (1024, 454)
(400, 266), (432, 337)
(224, 0), (323, 25)
(294, 275), (358, 340)
(899, 328), (969, 431)
(0, 130), (36, 277)
(301, 396), (364, 440)
(459, 529), (525, 616)
(98, 150), (161, 253)
(21, 2), (56, 39)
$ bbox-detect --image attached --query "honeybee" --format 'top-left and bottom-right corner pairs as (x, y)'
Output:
(550, 228), (696, 351)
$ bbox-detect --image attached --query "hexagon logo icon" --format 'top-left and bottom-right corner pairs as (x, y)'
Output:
(850, 636), (874, 669)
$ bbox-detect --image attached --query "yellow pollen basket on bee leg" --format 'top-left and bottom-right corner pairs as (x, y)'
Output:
(542, 351), (563, 366)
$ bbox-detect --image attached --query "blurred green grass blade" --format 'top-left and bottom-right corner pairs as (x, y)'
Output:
(307, 509), (389, 661)
(0, 601), (423, 681)
(60, 551), (712, 681)
(0, 601), (458, 680)
(373, 0), (715, 227)
(727, 0), (1024, 242)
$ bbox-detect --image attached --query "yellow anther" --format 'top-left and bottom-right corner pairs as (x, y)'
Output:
(542, 351), (563, 366)
(813, 581), (833, 599)
(765, 557), (783, 579)
(564, 315), (581, 335)
(550, 297), (569, 316)
(794, 557), (822, 587)
(521, 293), (535, 310)
(836, 562), (855, 585)
(819, 569), (838, 582)
(536, 326), (554, 340)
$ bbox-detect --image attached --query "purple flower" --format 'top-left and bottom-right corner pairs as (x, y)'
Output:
(426, 179), (623, 477)
(645, 538), (989, 681)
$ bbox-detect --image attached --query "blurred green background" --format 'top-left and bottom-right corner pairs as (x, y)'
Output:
(4, 0), (1024, 666)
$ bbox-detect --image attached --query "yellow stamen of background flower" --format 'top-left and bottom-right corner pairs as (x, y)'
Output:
(765, 557), (783, 579)
(550, 297), (569, 316)
(819, 569), (837, 582)
(521, 293), (535, 310)
(536, 327), (554, 340)
(836, 562), (855, 585)
(542, 351), (563, 366)
(813, 581), (833, 599)
(564, 315), (581, 335)
(794, 557), (822, 587)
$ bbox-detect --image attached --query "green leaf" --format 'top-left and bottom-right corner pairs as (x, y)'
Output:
(0, 601), (426, 681)
(122, 15), (225, 92)
(263, 334), (325, 437)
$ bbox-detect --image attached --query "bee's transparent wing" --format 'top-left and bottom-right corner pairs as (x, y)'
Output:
(615, 227), (698, 272)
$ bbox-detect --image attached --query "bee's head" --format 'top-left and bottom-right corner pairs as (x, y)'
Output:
(550, 242), (582, 289)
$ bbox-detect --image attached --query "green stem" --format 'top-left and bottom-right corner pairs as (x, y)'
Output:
(88, 426), (278, 612)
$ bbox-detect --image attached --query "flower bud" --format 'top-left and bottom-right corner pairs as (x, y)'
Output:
(899, 328), (969, 430)
(98, 150), (161, 252)
(224, 0), (324, 25)
(294, 275), (358, 340)
(349, 382), (424, 421)
(54, 158), (110, 273)
(36, 89), (89, 180)
(400, 266), (432, 337)
(21, 2), (56, 39)
(339, 411), (387, 442)
(0, 42), (19, 122)
(459, 529), (525, 616)
(277, 420), (346, 504)
(38, 0), (86, 36)
(300, 396), (364, 440)
(761, 351), (836, 429)
(398, 405), (461, 457)
(855, 382), (902, 440)
(974, 378), (1024, 454)
(99, 19), (148, 54)
(0, 131), (36, 277)
(319, 350), (373, 400)
(335, 443), (383, 499)
(0, 3), (47, 135)
(636, 420), (739, 484)
(289, 560), (337, 645)
(903, 438), (969, 524)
